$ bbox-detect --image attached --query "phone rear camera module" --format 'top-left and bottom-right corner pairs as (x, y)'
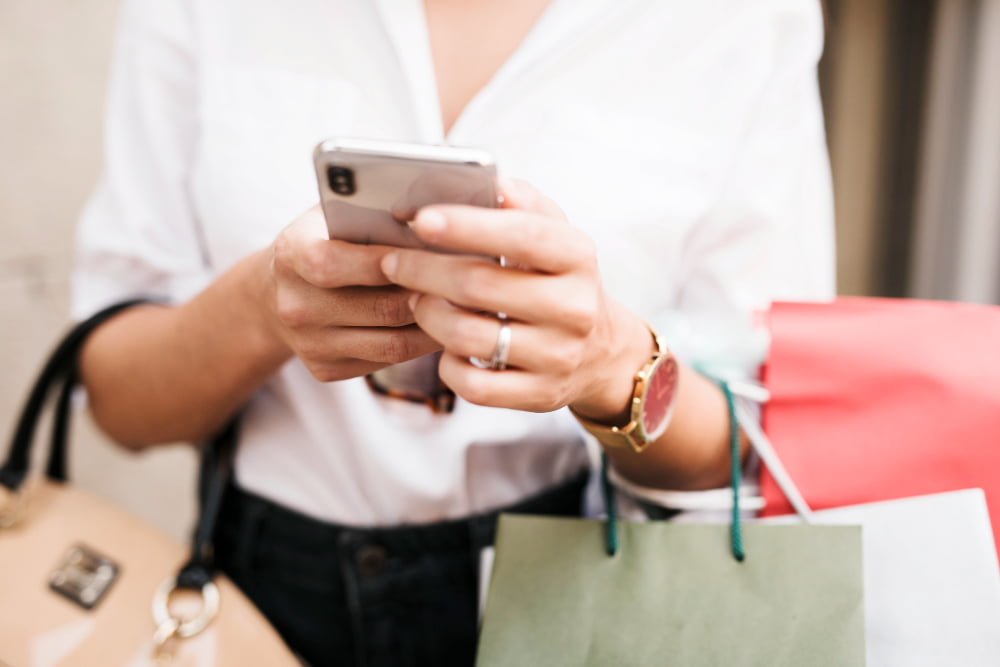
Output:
(327, 166), (356, 196)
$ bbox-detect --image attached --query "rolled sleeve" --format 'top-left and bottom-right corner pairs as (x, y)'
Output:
(72, 0), (210, 320)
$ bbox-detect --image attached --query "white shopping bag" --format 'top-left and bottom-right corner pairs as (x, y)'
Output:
(763, 490), (1000, 666)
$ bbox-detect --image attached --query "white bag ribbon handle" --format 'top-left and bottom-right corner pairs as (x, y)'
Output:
(734, 396), (814, 521)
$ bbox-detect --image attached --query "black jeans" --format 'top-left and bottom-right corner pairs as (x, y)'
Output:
(213, 471), (589, 667)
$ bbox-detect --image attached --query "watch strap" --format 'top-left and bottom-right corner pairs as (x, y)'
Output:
(569, 322), (670, 454)
(573, 411), (649, 453)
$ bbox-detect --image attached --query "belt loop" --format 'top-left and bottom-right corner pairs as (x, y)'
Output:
(338, 531), (368, 667)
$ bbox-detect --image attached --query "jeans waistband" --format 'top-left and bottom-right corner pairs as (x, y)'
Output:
(218, 469), (590, 558)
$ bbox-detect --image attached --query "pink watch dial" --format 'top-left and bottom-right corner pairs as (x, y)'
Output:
(641, 354), (679, 440)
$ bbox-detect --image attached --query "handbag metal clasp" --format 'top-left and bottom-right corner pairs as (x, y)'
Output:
(151, 576), (220, 639)
(48, 544), (121, 610)
(150, 576), (220, 663)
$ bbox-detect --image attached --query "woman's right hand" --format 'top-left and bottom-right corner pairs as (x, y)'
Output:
(265, 206), (441, 382)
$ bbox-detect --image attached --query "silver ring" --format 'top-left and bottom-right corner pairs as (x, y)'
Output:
(489, 320), (511, 370)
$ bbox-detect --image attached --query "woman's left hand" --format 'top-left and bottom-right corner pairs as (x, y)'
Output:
(380, 180), (652, 422)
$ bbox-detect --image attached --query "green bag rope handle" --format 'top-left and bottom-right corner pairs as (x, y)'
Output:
(600, 379), (744, 562)
(600, 451), (619, 556)
(721, 380), (745, 562)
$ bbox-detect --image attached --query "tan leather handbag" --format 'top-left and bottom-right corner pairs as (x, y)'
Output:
(0, 302), (299, 666)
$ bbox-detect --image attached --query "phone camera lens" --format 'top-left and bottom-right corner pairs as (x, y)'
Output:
(327, 166), (356, 195)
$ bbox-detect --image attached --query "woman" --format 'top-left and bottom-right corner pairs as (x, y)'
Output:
(74, 0), (834, 664)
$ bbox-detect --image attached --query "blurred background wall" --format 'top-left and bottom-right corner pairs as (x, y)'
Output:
(1, 0), (998, 539)
(821, 0), (1000, 302)
(0, 0), (198, 539)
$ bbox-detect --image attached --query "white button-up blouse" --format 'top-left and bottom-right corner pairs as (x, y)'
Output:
(73, 0), (834, 525)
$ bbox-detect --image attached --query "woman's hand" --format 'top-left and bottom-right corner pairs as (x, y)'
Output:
(380, 180), (652, 421)
(266, 206), (441, 382)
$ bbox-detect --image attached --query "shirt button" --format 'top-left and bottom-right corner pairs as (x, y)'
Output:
(356, 544), (388, 578)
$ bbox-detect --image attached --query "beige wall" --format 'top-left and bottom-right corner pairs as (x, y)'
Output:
(1, 0), (197, 540)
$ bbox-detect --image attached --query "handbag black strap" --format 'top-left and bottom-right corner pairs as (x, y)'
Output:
(176, 415), (239, 590)
(0, 299), (151, 490)
(0, 298), (237, 589)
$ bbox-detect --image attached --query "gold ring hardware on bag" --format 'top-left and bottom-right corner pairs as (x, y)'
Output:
(0, 485), (28, 529)
(151, 576), (220, 660)
(152, 616), (182, 665)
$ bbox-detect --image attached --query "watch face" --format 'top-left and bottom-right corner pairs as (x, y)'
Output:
(640, 354), (679, 440)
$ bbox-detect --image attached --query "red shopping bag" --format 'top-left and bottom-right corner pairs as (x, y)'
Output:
(760, 297), (1000, 552)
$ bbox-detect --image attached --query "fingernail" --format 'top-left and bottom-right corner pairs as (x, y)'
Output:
(415, 209), (447, 236)
(381, 252), (398, 277)
(408, 292), (419, 311)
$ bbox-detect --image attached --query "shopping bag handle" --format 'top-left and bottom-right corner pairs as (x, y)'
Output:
(734, 397), (814, 520)
(721, 381), (745, 561)
(599, 452), (618, 556)
(600, 379), (746, 562)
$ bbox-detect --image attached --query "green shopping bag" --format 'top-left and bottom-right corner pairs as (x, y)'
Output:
(477, 384), (866, 667)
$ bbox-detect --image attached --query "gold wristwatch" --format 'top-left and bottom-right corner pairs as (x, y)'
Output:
(572, 326), (679, 453)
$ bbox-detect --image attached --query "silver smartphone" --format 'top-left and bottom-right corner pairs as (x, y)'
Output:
(312, 138), (499, 405)
(313, 137), (500, 248)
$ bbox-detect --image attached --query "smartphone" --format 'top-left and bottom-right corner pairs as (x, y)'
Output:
(312, 138), (500, 403)
(313, 137), (500, 249)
